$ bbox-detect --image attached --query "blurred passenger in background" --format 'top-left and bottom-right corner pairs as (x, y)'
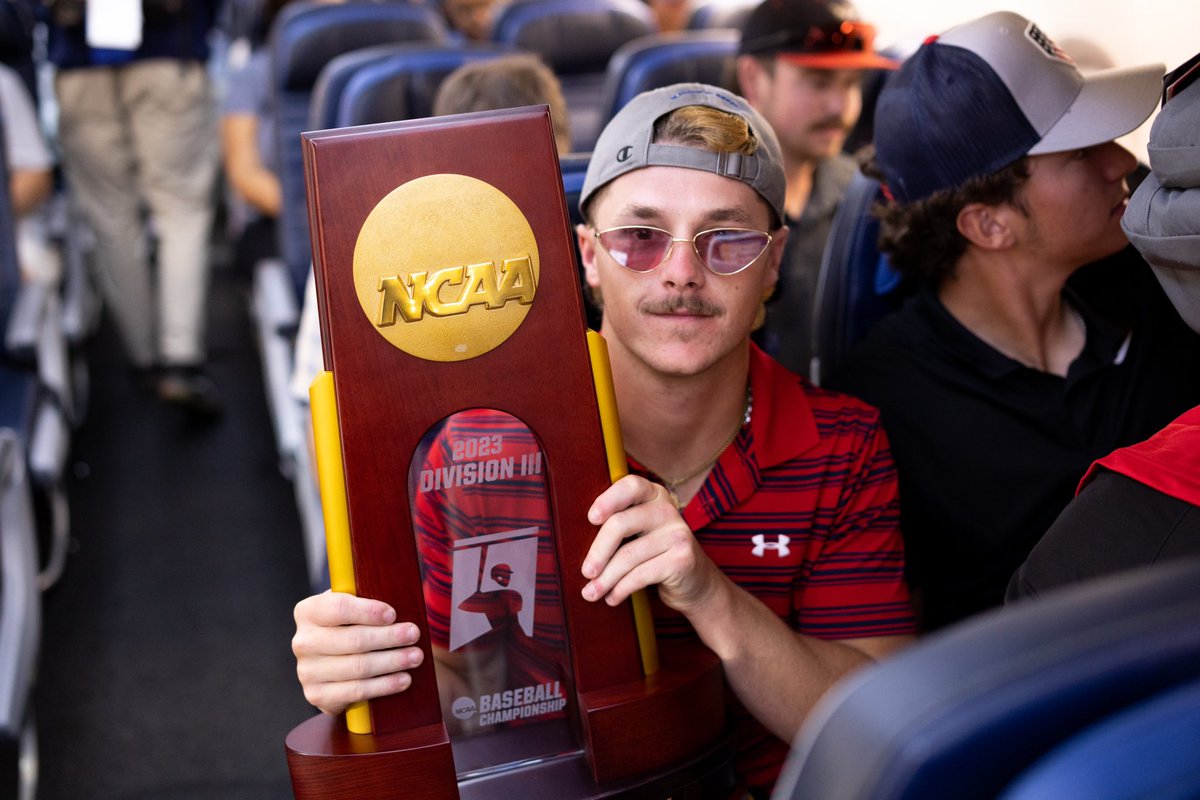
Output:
(433, 53), (572, 155)
(440, 0), (499, 42)
(735, 0), (897, 377)
(220, 0), (312, 277)
(46, 0), (222, 417)
(834, 12), (1200, 630)
(0, 61), (57, 285)
(646, 0), (692, 32)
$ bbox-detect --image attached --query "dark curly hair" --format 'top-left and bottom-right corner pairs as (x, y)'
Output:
(861, 148), (1032, 288)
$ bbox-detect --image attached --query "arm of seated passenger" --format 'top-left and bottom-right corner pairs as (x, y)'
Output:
(220, 112), (282, 217)
(10, 166), (52, 217)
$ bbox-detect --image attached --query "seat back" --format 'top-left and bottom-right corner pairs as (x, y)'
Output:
(1000, 676), (1200, 800)
(558, 151), (600, 328)
(309, 44), (406, 132)
(0, 107), (32, 435)
(489, 0), (655, 150)
(269, 0), (448, 297)
(318, 42), (517, 129)
(842, 44), (913, 156)
(0, 116), (22, 340)
(687, 0), (755, 30)
(0, 432), (38, 743)
(807, 171), (903, 385)
(598, 29), (738, 124)
(772, 558), (1200, 800)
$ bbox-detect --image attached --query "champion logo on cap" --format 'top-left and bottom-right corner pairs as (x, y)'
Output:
(1025, 23), (1072, 64)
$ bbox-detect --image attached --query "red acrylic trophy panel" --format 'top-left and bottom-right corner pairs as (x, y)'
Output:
(284, 107), (734, 799)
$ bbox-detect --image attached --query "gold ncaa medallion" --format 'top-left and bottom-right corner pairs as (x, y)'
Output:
(353, 174), (540, 361)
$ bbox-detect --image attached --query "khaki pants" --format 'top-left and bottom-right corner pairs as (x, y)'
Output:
(56, 59), (218, 367)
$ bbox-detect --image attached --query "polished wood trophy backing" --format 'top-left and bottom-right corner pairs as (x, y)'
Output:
(285, 107), (728, 799)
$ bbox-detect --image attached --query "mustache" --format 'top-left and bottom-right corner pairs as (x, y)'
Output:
(640, 295), (725, 316)
(809, 117), (850, 133)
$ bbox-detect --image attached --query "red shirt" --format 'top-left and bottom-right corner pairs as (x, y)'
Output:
(636, 345), (914, 790)
(1079, 405), (1200, 506)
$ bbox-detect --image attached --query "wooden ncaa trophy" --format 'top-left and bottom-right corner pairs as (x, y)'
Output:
(284, 106), (734, 799)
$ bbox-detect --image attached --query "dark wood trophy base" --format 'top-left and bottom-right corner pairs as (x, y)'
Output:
(285, 107), (731, 799)
(287, 643), (735, 800)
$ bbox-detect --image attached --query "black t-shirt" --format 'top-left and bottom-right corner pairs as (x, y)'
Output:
(1006, 469), (1200, 603)
(831, 253), (1200, 630)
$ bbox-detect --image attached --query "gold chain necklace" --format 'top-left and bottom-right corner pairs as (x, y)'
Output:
(632, 386), (752, 505)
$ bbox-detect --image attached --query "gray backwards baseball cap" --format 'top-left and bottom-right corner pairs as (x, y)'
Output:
(579, 83), (786, 223)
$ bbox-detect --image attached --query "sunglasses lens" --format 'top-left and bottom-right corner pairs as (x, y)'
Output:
(598, 227), (673, 272)
(695, 229), (771, 275)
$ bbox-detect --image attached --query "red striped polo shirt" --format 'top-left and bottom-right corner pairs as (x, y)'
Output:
(639, 344), (914, 791)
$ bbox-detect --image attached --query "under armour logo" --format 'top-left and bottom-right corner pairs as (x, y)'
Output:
(616, 146), (633, 162)
(751, 534), (791, 558)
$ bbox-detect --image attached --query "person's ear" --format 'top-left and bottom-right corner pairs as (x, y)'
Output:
(956, 202), (1017, 251)
(736, 55), (769, 104)
(762, 224), (787, 294)
(577, 223), (600, 289)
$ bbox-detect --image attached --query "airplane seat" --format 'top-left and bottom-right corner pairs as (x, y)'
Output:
(488, 0), (656, 151)
(806, 171), (904, 386)
(0, 3), (103, 415)
(319, 41), (518, 129)
(842, 44), (914, 157)
(999, 676), (1200, 800)
(0, 6), (86, 421)
(0, 431), (40, 800)
(597, 29), (738, 126)
(254, 0), (447, 476)
(770, 557), (1200, 800)
(686, 0), (755, 31)
(558, 151), (601, 329)
(308, 44), (405, 131)
(0, 119), (72, 591)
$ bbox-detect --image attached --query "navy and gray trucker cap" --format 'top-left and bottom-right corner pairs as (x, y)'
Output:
(874, 11), (1163, 203)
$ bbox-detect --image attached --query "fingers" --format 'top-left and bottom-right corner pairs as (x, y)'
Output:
(294, 590), (396, 629)
(292, 591), (425, 715)
(296, 644), (425, 714)
(583, 475), (675, 579)
(582, 476), (698, 606)
(586, 526), (694, 606)
(587, 474), (667, 528)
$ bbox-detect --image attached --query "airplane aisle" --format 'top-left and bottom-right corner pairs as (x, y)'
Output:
(34, 261), (315, 799)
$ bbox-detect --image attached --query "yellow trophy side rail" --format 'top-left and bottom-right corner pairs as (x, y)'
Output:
(587, 331), (660, 676)
(309, 370), (373, 734)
